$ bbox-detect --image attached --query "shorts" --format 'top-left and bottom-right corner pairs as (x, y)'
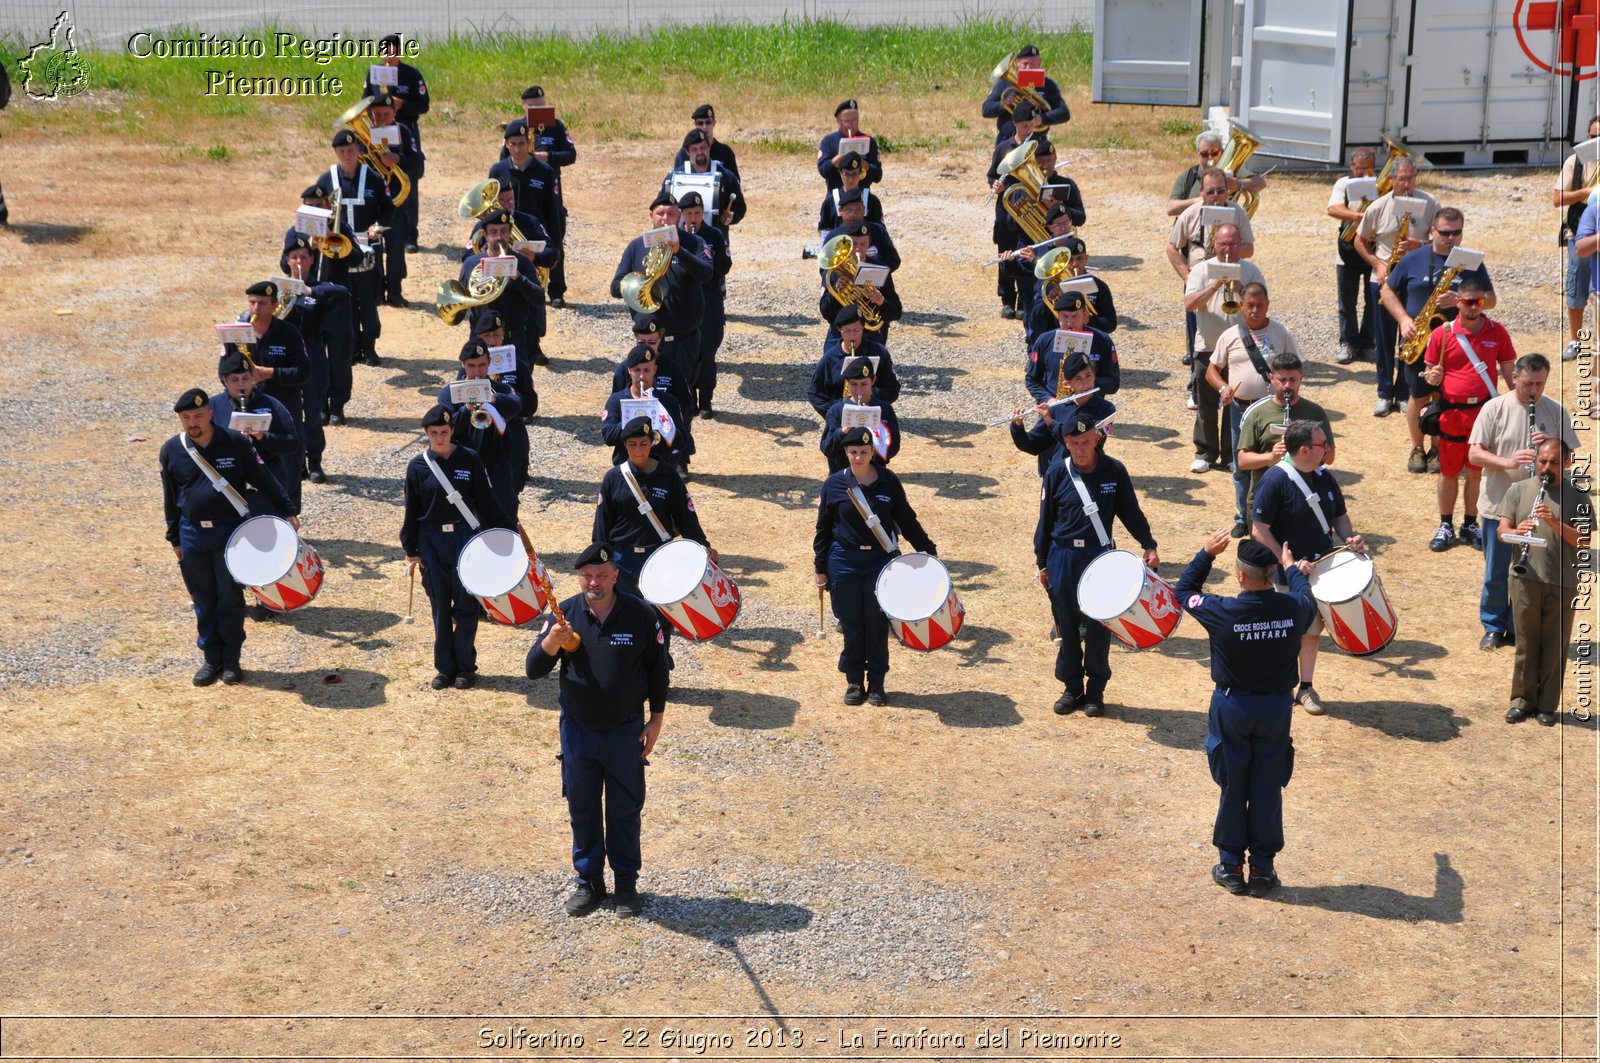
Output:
(1402, 356), (1439, 398)
(1568, 240), (1593, 310)
(1437, 406), (1483, 476)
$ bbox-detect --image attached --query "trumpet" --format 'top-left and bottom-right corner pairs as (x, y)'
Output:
(1220, 279), (1242, 315)
(468, 402), (493, 430)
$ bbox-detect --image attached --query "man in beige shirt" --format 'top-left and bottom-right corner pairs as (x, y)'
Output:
(1355, 157), (1439, 416)
(1182, 225), (1264, 473)
(1207, 283), (1301, 527)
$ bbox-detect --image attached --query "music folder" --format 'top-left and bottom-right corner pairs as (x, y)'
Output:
(228, 412), (271, 434)
(525, 105), (557, 128)
(854, 263), (890, 287)
(294, 206), (332, 237)
(1058, 276), (1097, 297)
(366, 64), (398, 87)
(1576, 136), (1600, 165)
(840, 136), (872, 156)
(1199, 205), (1235, 229)
(270, 273), (307, 295)
(1394, 195), (1429, 227)
(1209, 261), (1242, 282)
(1017, 68), (1045, 89)
(486, 345), (518, 376)
(1445, 247), (1485, 272)
(449, 380), (495, 406)
(1052, 330), (1093, 355)
(642, 226), (677, 249)
(1345, 176), (1378, 202)
(214, 322), (256, 347)
(369, 124), (400, 146)
(480, 255), (518, 278)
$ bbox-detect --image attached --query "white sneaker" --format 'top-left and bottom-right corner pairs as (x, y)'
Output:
(1186, 391), (1198, 411)
(1336, 344), (1355, 365)
(1372, 398), (1392, 417)
(1188, 458), (1210, 474)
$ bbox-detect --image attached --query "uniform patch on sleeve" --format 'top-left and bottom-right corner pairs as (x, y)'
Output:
(656, 625), (665, 644)
(1187, 594), (1204, 609)
(685, 497), (696, 511)
(600, 409), (609, 421)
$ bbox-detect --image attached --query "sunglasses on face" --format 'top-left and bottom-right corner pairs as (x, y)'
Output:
(1459, 297), (1484, 307)
(1435, 229), (1462, 237)
(1199, 149), (1221, 158)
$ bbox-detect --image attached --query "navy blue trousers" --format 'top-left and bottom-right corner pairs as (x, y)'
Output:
(419, 526), (477, 677)
(1370, 280), (1408, 404)
(560, 712), (646, 888)
(1047, 544), (1111, 698)
(829, 545), (891, 681)
(178, 522), (246, 668)
(1206, 687), (1295, 868)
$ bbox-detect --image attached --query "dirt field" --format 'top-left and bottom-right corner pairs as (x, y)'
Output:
(0, 91), (1596, 1060)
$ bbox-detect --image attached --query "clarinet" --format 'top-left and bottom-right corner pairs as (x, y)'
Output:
(1524, 398), (1538, 477)
(1511, 473), (1553, 576)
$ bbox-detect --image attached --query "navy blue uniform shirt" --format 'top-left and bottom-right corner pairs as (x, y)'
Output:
(600, 388), (692, 466)
(398, 445), (510, 557)
(673, 139), (739, 177)
(160, 426), (294, 545)
(1175, 549), (1317, 691)
(818, 186), (885, 232)
(808, 336), (899, 416)
(813, 466), (935, 572)
(526, 590), (671, 725)
(817, 130), (882, 188)
(1026, 326), (1119, 403)
(981, 75), (1071, 135)
(434, 380), (522, 468)
(609, 232), (713, 336)
(820, 398), (900, 472)
(1253, 463), (1347, 563)
(592, 461), (709, 557)
(1011, 394), (1114, 475)
(313, 163), (395, 234)
(487, 156), (563, 238)
(1033, 452), (1155, 568)
(609, 353), (695, 417)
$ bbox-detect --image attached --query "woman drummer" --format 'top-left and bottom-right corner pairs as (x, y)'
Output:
(400, 405), (511, 690)
(813, 426), (938, 706)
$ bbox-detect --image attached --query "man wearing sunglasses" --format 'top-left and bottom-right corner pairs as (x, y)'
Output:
(1419, 280), (1516, 553)
(1380, 207), (1495, 474)
(673, 104), (740, 177)
(1167, 130), (1265, 217)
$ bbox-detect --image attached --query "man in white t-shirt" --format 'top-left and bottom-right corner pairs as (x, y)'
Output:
(1207, 283), (1301, 532)
(1326, 146), (1376, 364)
(1182, 224), (1264, 474)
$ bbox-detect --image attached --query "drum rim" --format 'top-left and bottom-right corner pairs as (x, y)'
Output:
(224, 514), (302, 587)
(1076, 549), (1146, 621)
(1308, 550), (1376, 606)
(456, 527), (530, 598)
(638, 539), (713, 605)
(873, 551), (954, 623)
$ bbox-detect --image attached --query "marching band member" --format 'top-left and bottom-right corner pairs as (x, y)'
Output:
(466, 182), (558, 367)
(820, 356), (900, 473)
(293, 184), (366, 403)
(1326, 146), (1377, 364)
(211, 350), (300, 517)
(602, 346), (692, 471)
(1169, 171), (1256, 395)
(593, 417), (717, 600)
(1010, 351), (1115, 476)
(1024, 291), (1118, 404)
(818, 99), (882, 190)
(1176, 531), (1316, 897)
(1207, 284), (1301, 533)
(1379, 208), (1494, 474)
(1167, 130), (1264, 217)
(814, 427), (938, 707)
(828, 208), (901, 272)
(997, 136), (1080, 324)
(1469, 354), (1580, 652)
(809, 305), (899, 417)
(231, 282), (311, 485)
(612, 318), (697, 421)
(365, 92), (422, 308)
(1182, 223), (1262, 472)
(161, 388), (296, 687)
(981, 44), (1069, 141)
(469, 307), (536, 427)
(1419, 281), (1515, 553)
(818, 160), (883, 232)
(818, 222), (902, 344)
(987, 101), (1042, 319)
(364, 33), (429, 253)
(609, 191), (713, 409)
(460, 208), (547, 404)
(1021, 233), (1117, 344)
(526, 541), (671, 920)
(1499, 438), (1588, 725)
(674, 104), (740, 176)
(436, 340), (524, 520)
(516, 86), (576, 305)
(488, 119), (565, 276)
(675, 192), (731, 418)
(1034, 416), (1158, 719)
(278, 234), (353, 472)
(1233, 352), (1335, 541)
(400, 404), (511, 690)
(1554, 117), (1600, 361)
(672, 129), (746, 236)
(1250, 420), (1365, 718)
(1354, 156), (1436, 417)
(1033, 140), (1085, 226)
(313, 131), (394, 366)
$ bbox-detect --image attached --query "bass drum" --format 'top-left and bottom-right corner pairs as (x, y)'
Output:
(874, 552), (964, 651)
(456, 528), (549, 627)
(638, 540), (741, 641)
(1076, 549), (1182, 649)
(224, 515), (324, 613)
(1309, 548), (1397, 656)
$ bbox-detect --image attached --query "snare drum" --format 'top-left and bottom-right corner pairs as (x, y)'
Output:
(1076, 549), (1182, 649)
(874, 552), (964, 651)
(1309, 549), (1397, 656)
(224, 515), (324, 613)
(456, 528), (550, 627)
(638, 540), (741, 640)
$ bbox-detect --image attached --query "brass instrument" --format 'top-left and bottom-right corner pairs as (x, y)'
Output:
(1340, 138), (1416, 242)
(1056, 356), (1073, 400)
(273, 286), (297, 320)
(436, 257), (508, 325)
(1396, 261), (1461, 364)
(622, 243), (672, 315)
(1215, 120), (1262, 218)
(989, 53), (1050, 123)
(459, 178), (552, 290)
(1511, 474), (1553, 576)
(333, 96), (412, 206)
(469, 403), (493, 430)
(1035, 246), (1098, 317)
(1220, 280), (1242, 315)
(820, 234), (884, 332)
(312, 179), (354, 261)
(1385, 212), (1412, 271)
(995, 139), (1053, 244)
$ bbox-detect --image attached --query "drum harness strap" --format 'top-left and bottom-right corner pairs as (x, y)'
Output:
(619, 461), (673, 543)
(181, 435), (250, 518)
(1065, 462), (1112, 549)
(423, 451), (481, 531)
(1279, 462), (1335, 548)
(846, 480), (899, 553)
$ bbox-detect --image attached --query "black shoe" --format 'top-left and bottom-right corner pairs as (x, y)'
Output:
(1212, 862), (1247, 895)
(1506, 699), (1530, 723)
(531, 351), (550, 366)
(866, 686), (887, 707)
(320, 411), (331, 426)
(1082, 699), (1105, 718)
(550, 297), (566, 309)
(193, 663), (221, 687)
(405, 243), (420, 254)
(1231, 520), (1248, 538)
(1479, 631), (1505, 651)
(1181, 352), (1194, 367)
(613, 887), (642, 917)
(1247, 865), (1280, 896)
(1000, 306), (1017, 320)
(1537, 712), (1558, 727)
(453, 674), (475, 690)
(328, 413), (346, 426)
(1052, 691), (1081, 715)
(361, 352), (382, 366)
(307, 466), (327, 484)
(564, 880), (606, 917)
(843, 684), (866, 706)
(700, 399), (715, 419)
(1502, 633), (1516, 646)
(387, 294), (409, 309)
(220, 667), (244, 686)
(430, 674), (451, 690)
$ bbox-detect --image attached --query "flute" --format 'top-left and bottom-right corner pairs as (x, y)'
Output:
(982, 232), (1076, 267)
(985, 388), (1101, 427)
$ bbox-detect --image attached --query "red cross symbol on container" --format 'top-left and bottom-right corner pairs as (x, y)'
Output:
(1516, 0), (1599, 79)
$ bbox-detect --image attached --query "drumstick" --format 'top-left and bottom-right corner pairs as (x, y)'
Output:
(816, 585), (826, 638)
(404, 560), (416, 623)
(517, 521), (580, 650)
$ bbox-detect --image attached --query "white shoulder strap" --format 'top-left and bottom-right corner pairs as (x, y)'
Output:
(845, 482), (898, 552)
(1066, 462), (1112, 548)
(618, 461), (672, 542)
(1279, 462), (1333, 541)
(423, 450), (481, 530)
(1452, 328), (1500, 396)
(181, 434), (250, 518)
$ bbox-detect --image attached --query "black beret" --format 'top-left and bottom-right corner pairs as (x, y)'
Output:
(218, 350), (253, 378)
(839, 155), (865, 173)
(283, 232), (312, 255)
(833, 305), (861, 327)
(632, 314), (661, 335)
(459, 339), (490, 362)
(174, 387), (210, 412)
(1011, 101), (1037, 123)
(300, 184), (327, 200)
(331, 129), (359, 148)
(625, 344), (657, 368)
(1034, 137), (1056, 155)
(692, 103), (715, 120)
(835, 99), (859, 116)
(574, 542), (615, 569)
(1063, 235), (1087, 256)
(521, 85), (545, 100)
(838, 187), (864, 205)
(650, 188), (675, 209)
(1046, 202), (1073, 225)
(677, 191), (704, 210)
(1053, 291), (1088, 313)
(420, 404), (452, 428)
(841, 426), (874, 448)
(1061, 416), (1098, 437)
(245, 280), (277, 299)
(848, 223), (871, 238)
(1018, 44), (1041, 58)
(620, 415), (657, 442)
(1238, 540), (1277, 569)
(1060, 352), (1092, 379)
(682, 128), (708, 148)
(504, 118), (530, 139)
(470, 308), (505, 334)
(481, 208), (512, 227)
(369, 91), (396, 108)
(843, 356), (874, 381)
(379, 32), (401, 49)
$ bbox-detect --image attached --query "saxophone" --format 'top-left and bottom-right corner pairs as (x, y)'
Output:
(1397, 265), (1462, 365)
(1385, 212), (1411, 271)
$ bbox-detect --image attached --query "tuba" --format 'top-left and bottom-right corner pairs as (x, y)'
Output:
(333, 96), (412, 206)
(622, 244), (672, 315)
(1035, 246), (1098, 317)
(1215, 120), (1262, 218)
(989, 53), (1050, 124)
(996, 139), (1053, 244)
(821, 234), (884, 332)
(436, 260), (508, 326)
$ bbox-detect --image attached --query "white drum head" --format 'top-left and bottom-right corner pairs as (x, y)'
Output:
(1077, 550), (1143, 621)
(457, 528), (527, 597)
(639, 540), (709, 603)
(225, 516), (298, 585)
(875, 553), (951, 621)
(1310, 550), (1373, 604)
